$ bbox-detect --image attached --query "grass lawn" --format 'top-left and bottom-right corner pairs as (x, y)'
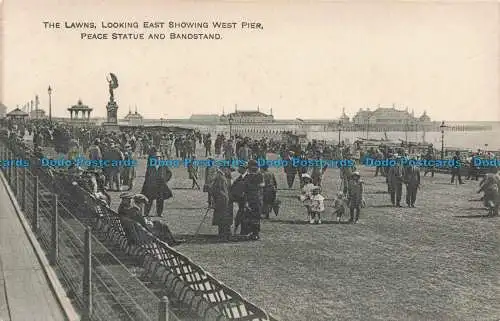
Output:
(107, 154), (500, 321)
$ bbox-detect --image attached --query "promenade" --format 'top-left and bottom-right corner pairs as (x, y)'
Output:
(0, 176), (66, 321)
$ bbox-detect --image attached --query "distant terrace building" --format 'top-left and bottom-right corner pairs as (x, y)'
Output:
(220, 106), (274, 123)
(352, 105), (431, 127)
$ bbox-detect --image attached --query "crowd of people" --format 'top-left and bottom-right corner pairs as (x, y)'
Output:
(1, 118), (498, 246)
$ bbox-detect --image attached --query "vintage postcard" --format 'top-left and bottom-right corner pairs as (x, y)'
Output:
(0, 1), (499, 321)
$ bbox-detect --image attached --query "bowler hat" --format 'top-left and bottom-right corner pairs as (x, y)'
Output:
(120, 192), (134, 199)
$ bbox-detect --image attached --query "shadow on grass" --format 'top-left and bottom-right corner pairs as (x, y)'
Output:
(365, 191), (389, 194)
(175, 233), (253, 244)
(453, 214), (492, 218)
(370, 204), (395, 208)
(172, 187), (199, 190)
(266, 219), (351, 225)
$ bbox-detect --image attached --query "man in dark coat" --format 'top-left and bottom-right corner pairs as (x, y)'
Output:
(118, 192), (149, 245)
(231, 164), (248, 235)
(450, 151), (464, 184)
(423, 147), (435, 177)
(211, 166), (233, 240)
(242, 159), (264, 240)
(261, 164), (277, 219)
(284, 151), (296, 189)
(388, 156), (404, 207)
(141, 152), (173, 217)
(403, 165), (420, 207)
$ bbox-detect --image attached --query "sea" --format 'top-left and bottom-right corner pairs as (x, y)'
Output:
(307, 122), (500, 151)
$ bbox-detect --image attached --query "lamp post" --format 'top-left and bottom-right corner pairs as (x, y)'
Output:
(48, 86), (52, 122)
(32, 100), (36, 120)
(439, 121), (446, 159)
(228, 115), (233, 138)
(404, 117), (408, 145)
(365, 117), (370, 139)
(338, 120), (342, 146)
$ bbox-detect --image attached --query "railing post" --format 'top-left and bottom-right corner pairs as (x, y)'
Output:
(83, 227), (93, 321)
(50, 194), (59, 265)
(21, 168), (27, 211)
(7, 150), (12, 184)
(158, 296), (169, 321)
(33, 176), (39, 233)
(15, 167), (19, 197)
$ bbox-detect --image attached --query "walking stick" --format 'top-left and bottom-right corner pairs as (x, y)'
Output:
(195, 207), (212, 235)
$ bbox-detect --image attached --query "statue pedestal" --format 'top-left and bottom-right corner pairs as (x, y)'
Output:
(106, 100), (118, 124)
(102, 122), (120, 132)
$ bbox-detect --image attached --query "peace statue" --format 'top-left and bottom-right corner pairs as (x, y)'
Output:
(107, 73), (119, 101)
(106, 73), (119, 124)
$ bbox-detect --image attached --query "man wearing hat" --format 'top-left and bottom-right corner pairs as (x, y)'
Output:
(241, 159), (264, 240)
(121, 142), (135, 191)
(284, 151), (297, 189)
(230, 162), (248, 234)
(210, 164), (233, 240)
(403, 164), (420, 208)
(108, 142), (125, 191)
(204, 156), (217, 207)
(387, 155), (404, 207)
(87, 138), (102, 165)
(141, 151), (173, 217)
(261, 163), (278, 219)
(118, 192), (149, 245)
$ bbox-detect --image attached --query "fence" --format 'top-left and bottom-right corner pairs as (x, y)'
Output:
(0, 136), (279, 321)
(0, 139), (181, 321)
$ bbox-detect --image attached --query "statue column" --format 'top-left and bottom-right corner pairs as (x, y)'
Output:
(70, 111), (73, 120)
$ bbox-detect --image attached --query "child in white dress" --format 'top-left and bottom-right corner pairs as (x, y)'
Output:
(299, 174), (315, 221)
(310, 186), (325, 224)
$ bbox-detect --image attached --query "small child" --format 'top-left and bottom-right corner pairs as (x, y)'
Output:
(347, 171), (364, 223)
(310, 186), (325, 224)
(299, 174), (315, 221)
(332, 192), (347, 223)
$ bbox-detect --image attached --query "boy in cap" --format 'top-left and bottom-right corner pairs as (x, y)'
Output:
(347, 171), (364, 223)
(332, 192), (347, 223)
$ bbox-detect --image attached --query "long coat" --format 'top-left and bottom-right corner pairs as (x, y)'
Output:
(211, 170), (233, 226)
(141, 161), (173, 201)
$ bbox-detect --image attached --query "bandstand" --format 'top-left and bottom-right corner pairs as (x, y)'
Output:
(6, 107), (29, 124)
(68, 100), (92, 125)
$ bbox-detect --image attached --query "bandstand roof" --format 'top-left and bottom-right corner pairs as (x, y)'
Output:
(68, 99), (92, 111)
(7, 108), (28, 117)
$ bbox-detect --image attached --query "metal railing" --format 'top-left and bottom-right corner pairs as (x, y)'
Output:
(0, 138), (180, 321)
(0, 135), (279, 321)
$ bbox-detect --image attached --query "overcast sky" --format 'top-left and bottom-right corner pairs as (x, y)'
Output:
(1, 0), (499, 121)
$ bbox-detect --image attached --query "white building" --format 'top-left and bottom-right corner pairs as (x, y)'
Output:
(352, 105), (431, 126)
(220, 106), (274, 123)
